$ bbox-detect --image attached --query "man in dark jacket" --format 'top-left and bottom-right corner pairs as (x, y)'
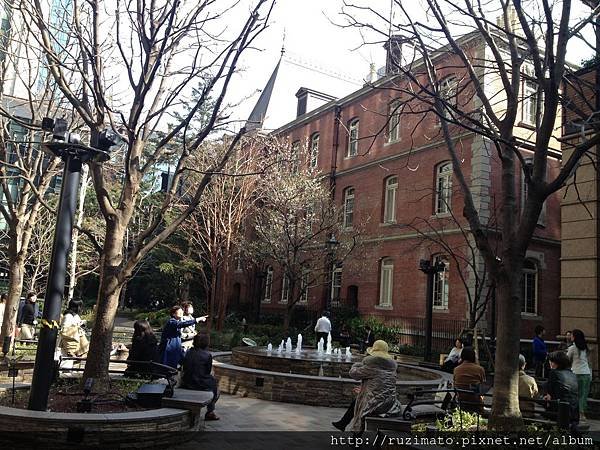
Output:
(532, 325), (548, 378)
(17, 292), (40, 340)
(544, 351), (579, 427)
(180, 333), (219, 420)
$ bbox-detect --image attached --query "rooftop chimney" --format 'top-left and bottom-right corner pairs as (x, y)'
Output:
(384, 35), (408, 75)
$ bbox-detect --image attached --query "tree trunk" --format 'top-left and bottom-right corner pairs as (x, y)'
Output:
(216, 264), (229, 331)
(82, 226), (125, 382)
(0, 252), (26, 347)
(283, 304), (293, 331)
(489, 273), (523, 429)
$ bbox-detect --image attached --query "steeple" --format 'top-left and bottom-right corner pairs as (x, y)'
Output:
(245, 34), (285, 131)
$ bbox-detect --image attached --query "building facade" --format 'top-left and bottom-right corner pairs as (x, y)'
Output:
(231, 34), (562, 340)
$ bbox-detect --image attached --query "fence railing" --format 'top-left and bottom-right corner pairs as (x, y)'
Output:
(386, 316), (469, 354)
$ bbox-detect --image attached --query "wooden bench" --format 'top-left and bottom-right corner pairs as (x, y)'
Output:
(162, 388), (214, 430)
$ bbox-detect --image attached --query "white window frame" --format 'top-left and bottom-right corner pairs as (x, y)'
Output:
(263, 266), (273, 303)
(522, 80), (539, 125)
(379, 258), (394, 307)
(310, 133), (319, 169)
(331, 265), (342, 301)
(280, 274), (290, 304)
(388, 101), (401, 142)
(439, 76), (458, 120)
(383, 176), (398, 223)
(433, 256), (449, 310)
(347, 119), (359, 157)
(521, 259), (538, 315)
(343, 187), (355, 229)
(435, 163), (452, 215)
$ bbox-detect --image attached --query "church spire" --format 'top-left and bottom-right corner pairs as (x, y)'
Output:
(246, 33), (285, 131)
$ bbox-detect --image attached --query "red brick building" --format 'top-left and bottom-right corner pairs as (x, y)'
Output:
(232, 34), (562, 340)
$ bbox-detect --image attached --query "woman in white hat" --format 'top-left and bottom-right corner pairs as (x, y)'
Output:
(332, 340), (402, 433)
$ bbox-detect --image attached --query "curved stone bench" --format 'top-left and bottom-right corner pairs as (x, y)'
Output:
(0, 405), (195, 448)
(213, 352), (450, 408)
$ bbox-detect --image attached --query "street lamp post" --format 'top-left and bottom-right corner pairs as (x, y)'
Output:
(28, 119), (117, 411)
(419, 259), (446, 362)
(323, 233), (339, 311)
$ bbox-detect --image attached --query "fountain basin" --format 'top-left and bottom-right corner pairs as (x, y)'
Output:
(213, 348), (450, 408)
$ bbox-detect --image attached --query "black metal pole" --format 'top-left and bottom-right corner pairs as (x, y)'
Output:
(28, 156), (82, 411)
(424, 269), (434, 362)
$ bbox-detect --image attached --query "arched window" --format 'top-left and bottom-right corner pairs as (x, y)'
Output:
(263, 266), (273, 303)
(433, 256), (449, 309)
(388, 100), (401, 142)
(383, 176), (398, 223)
(379, 258), (394, 307)
(347, 118), (359, 157)
(343, 187), (355, 228)
(521, 259), (538, 314)
(435, 162), (452, 214)
(310, 133), (319, 168)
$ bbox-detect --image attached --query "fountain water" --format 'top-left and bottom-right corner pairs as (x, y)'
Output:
(278, 340), (284, 353)
(267, 343), (273, 353)
(325, 332), (332, 355)
(317, 338), (324, 354)
(285, 337), (293, 353)
(296, 334), (302, 353)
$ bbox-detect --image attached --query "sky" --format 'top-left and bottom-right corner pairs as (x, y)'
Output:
(224, 0), (596, 131)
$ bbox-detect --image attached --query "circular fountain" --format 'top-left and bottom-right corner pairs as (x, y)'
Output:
(213, 342), (450, 407)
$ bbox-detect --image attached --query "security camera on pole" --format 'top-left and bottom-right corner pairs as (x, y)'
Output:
(28, 118), (120, 411)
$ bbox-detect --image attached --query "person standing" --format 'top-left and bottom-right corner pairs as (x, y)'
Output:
(159, 305), (207, 369)
(314, 311), (331, 345)
(0, 293), (6, 329)
(181, 302), (196, 350)
(532, 325), (548, 378)
(567, 329), (592, 420)
(17, 292), (40, 340)
(558, 331), (572, 351)
(59, 300), (89, 357)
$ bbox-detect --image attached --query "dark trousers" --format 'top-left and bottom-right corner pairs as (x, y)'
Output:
(316, 332), (329, 345)
(336, 398), (356, 429)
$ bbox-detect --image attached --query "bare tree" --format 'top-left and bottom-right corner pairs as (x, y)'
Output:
(337, 0), (599, 428)
(247, 140), (363, 330)
(0, 2), (79, 345)
(22, 0), (274, 380)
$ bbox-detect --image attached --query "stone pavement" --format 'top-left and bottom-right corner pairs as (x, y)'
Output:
(200, 393), (346, 431)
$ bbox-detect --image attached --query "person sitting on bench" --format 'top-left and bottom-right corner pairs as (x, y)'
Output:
(518, 354), (538, 418)
(332, 340), (401, 433)
(543, 351), (579, 428)
(441, 338), (463, 373)
(453, 347), (485, 413)
(125, 320), (158, 377)
(180, 333), (220, 421)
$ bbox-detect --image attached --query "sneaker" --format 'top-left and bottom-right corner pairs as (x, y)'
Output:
(332, 420), (346, 432)
(205, 412), (220, 421)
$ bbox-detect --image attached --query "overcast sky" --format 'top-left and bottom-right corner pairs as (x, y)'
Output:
(225, 0), (596, 130)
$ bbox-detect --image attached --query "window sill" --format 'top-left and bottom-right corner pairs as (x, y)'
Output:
(261, 300), (271, 304)
(518, 121), (536, 131)
(343, 226), (354, 231)
(433, 307), (449, 312)
(344, 155), (358, 160)
(375, 305), (393, 310)
(432, 212), (452, 218)
(521, 313), (542, 320)
(384, 139), (401, 147)
(379, 222), (396, 227)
